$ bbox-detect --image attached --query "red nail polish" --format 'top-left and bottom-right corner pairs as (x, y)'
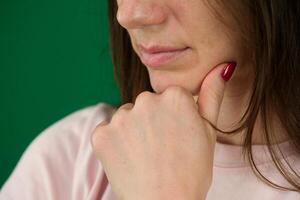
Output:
(221, 62), (237, 82)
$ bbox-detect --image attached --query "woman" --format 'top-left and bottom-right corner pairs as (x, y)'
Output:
(1, 0), (300, 199)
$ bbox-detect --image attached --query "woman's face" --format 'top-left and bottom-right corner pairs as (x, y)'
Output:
(116, 0), (249, 95)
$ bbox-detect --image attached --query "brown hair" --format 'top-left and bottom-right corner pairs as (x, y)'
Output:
(107, 0), (300, 191)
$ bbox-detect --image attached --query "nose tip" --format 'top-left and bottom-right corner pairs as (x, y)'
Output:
(116, 1), (167, 29)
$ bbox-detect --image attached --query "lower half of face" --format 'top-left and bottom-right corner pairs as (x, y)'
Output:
(122, 0), (251, 95)
(142, 37), (249, 96)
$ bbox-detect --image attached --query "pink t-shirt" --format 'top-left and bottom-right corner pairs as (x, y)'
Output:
(1, 103), (299, 199)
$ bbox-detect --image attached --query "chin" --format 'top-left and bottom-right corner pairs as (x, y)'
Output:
(149, 77), (201, 96)
(146, 65), (205, 96)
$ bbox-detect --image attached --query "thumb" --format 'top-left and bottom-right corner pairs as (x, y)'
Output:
(197, 62), (236, 125)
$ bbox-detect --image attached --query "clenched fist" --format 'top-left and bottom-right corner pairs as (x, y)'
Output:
(91, 62), (236, 200)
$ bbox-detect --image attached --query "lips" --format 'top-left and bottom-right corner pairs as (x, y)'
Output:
(138, 44), (190, 68)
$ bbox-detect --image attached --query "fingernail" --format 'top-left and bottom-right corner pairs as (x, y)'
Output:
(221, 62), (237, 82)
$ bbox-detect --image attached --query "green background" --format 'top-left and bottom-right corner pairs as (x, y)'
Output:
(0, 0), (120, 187)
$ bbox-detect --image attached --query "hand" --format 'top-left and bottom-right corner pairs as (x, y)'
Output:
(91, 62), (236, 200)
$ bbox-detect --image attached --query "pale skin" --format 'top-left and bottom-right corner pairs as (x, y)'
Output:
(91, 0), (289, 199)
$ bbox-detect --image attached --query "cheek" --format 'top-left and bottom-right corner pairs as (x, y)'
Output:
(147, 65), (211, 95)
(191, 25), (240, 68)
(183, 1), (243, 68)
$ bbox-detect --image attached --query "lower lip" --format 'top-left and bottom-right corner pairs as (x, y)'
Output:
(139, 48), (190, 68)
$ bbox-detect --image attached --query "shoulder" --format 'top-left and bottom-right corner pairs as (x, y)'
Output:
(22, 102), (117, 165)
(44, 102), (116, 135)
(0, 102), (117, 200)
(34, 102), (116, 146)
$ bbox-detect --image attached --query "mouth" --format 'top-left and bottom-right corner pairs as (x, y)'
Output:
(137, 44), (191, 68)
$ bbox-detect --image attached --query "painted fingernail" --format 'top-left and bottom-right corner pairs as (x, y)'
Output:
(221, 62), (237, 82)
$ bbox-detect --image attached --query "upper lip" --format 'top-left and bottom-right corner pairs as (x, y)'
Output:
(138, 44), (188, 54)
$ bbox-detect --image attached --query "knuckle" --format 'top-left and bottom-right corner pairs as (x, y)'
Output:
(111, 108), (127, 124)
(164, 86), (188, 96)
(163, 86), (191, 102)
(93, 120), (109, 134)
(90, 130), (99, 150)
(118, 103), (134, 110)
(134, 91), (154, 108)
(135, 91), (153, 102)
(91, 117), (117, 152)
(91, 122), (109, 150)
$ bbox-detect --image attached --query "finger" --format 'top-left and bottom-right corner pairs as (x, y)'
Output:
(90, 119), (110, 147)
(110, 103), (134, 122)
(98, 120), (110, 127)
(118, 103), (134, 110)
(197, 62), (237, 125)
